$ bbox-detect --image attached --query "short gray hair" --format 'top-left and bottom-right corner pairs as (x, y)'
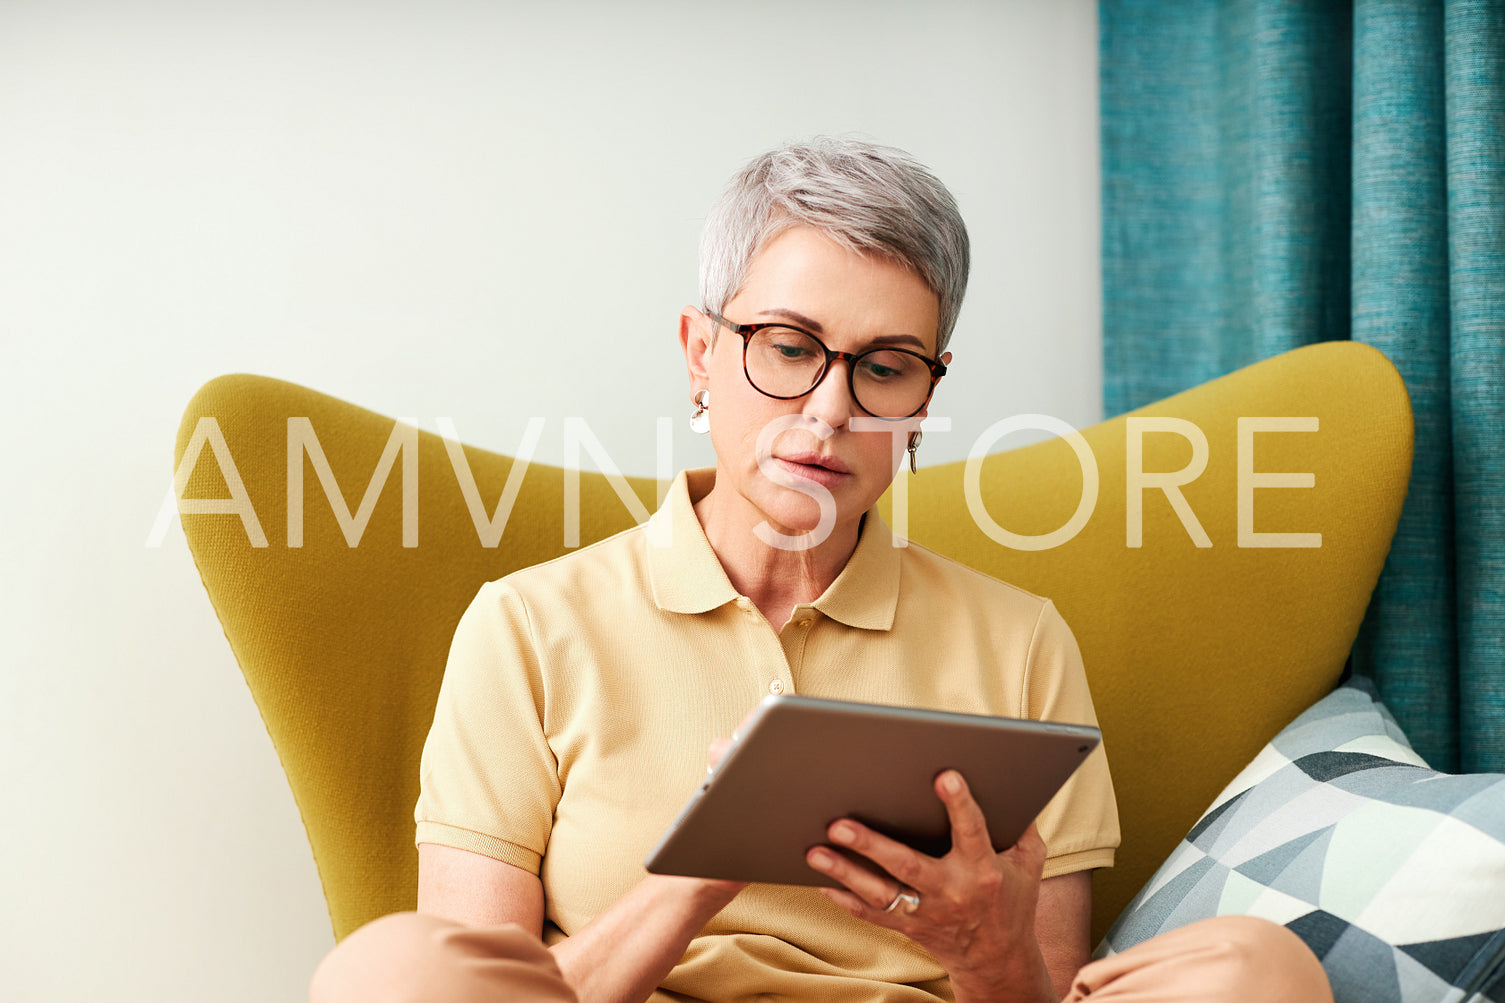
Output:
(699, 137), (971, 353)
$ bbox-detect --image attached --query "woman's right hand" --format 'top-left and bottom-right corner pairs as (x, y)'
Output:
(417, 734), (750, 1003)
(707, 736), (735, 770)
(544, 734), (750, 1002)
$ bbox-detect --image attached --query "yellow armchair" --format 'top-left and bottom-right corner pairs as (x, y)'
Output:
(175, 340), (1411, 943)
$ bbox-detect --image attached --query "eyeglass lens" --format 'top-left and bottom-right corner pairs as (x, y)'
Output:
(744, 326), (933, 418)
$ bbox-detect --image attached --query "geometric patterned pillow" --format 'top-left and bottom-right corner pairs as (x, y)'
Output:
(1098, 679), (1505, 1003)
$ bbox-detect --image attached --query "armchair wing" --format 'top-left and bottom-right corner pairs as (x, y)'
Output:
(895, 339), (1412, 936)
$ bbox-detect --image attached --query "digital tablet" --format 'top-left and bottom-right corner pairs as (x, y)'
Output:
(644, 694), (1100, 886)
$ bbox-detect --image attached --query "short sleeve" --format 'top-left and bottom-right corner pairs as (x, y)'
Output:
(1022, 600), (1121, 878)
(414, 580), (561, 873)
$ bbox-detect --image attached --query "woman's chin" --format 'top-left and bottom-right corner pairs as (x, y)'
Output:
(750, 495), (862, 549)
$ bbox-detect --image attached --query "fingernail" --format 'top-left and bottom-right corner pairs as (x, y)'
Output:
(830, 823), (855, 844)
(809, 848), (833, 868)
(943, 771), (962, 794)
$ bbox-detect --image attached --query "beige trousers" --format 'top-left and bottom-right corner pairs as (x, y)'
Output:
(311, 912), (1332, 1003)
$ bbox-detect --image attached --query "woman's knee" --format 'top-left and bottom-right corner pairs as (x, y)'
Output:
(1183, 916), (1332, 1002)
(310, 912), (574, 1003)
(1072, 915), (1333, 1002)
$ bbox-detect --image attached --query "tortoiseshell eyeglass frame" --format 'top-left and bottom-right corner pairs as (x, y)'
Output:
(708, 312), (947, 420)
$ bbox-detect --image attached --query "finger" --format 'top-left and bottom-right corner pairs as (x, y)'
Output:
(817, 884), (892, 923)
(706, 737), (733, 769)
(806, 843), (906, 912)
(934, 770), (994, 859)
(823, 819), (935, 892)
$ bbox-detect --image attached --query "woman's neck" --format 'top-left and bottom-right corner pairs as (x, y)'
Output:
(692, 484), (862, 630)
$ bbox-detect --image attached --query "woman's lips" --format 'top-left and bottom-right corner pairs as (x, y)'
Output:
(772, 453), (852, 488)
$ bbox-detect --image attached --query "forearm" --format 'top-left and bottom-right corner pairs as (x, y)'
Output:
(949, 947), (1060, 1003)
(550, 874), (741, 1003)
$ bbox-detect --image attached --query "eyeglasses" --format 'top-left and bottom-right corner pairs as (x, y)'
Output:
(710, 313), (946, 420)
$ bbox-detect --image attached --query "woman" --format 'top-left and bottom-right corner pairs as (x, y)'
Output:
(312, 139), (1330, 1003)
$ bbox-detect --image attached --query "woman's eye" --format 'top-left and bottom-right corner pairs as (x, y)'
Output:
(859, 355), (909, 380)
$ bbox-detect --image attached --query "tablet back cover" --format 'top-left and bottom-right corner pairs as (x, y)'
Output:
(644, 696), (1100, 886)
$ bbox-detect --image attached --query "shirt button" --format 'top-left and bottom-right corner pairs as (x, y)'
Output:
(796, 618), (813, 628)
(769, 679), (785, 695)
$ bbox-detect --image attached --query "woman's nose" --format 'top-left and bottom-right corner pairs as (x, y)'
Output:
(803, 359), (857, 427)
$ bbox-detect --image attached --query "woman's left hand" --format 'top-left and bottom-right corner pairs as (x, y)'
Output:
(805, 769), (1058, 1003)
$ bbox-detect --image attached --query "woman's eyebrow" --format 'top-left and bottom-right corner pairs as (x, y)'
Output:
(755, 308), (931, 351)
(756, 307), (826, 332)
(865, 333), (931, 350)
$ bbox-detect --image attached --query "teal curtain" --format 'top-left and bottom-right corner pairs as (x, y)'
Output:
(1101, 0), (1505, 772)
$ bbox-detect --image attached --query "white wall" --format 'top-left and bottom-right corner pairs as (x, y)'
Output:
(0, 2), (1101, 1000)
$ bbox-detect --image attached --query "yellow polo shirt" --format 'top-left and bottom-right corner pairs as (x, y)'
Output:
(416, 468), (1119, 1002)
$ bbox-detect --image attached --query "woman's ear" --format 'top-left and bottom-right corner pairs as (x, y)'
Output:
(913, 351), (953, 421)
(680, 306), (715, 387)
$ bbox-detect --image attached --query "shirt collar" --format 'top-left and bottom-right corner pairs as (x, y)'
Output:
(646, 468), (901, 630)
(814, 510), (901, 630)
(646, 469), (740, 614)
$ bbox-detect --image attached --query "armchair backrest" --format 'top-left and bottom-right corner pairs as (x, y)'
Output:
(176, 340), (1412, 942)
